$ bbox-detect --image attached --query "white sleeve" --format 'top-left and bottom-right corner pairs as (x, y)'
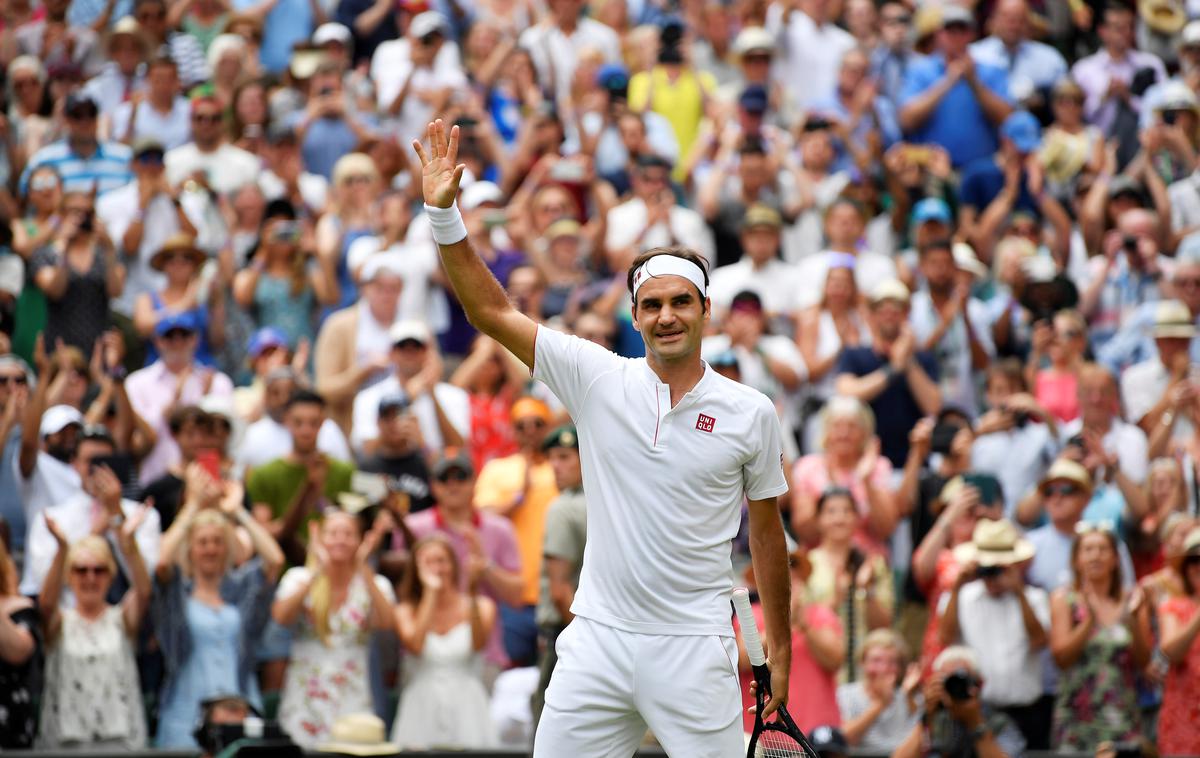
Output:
(318, 419), (354, 463)
(743, 394), (788, 501)
(133, 506), (162, 571)
(435, 384), (472, 441)
(532, 323), (624, 418)
(350, 388), (380, 452)
(278, 566), (313, 600)
(373, 574), (396, 603)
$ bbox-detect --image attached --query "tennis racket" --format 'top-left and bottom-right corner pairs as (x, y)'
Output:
(732, 587), (819, 758)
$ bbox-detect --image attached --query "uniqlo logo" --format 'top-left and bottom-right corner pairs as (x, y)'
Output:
(696, 414), (716, 433)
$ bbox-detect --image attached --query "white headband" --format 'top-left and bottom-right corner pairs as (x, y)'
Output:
(631, 255), (707, 299)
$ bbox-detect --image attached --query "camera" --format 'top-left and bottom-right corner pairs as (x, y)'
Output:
(1010, 409), (1030, 428)
(1121, 235), (1139, 255)
(1163, 109), (1180, 126)
(942, 669), (981, 702)
(930, 422), (962, 457)
(272, 221), (301, 243)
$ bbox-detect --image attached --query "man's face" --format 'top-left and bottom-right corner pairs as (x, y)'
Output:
(740, 226), (780, 263)
(633, 166), (670, 201)
(45, 424), (80, 462)
(512, 413), (548, 450)
(740, 51), (772, 84)
(825, 204), (863, 249)
(547, 447), (582, 490)
(1077, 371), (1118, 423)
(74, 438), (115, 485)
(871, 300), (908, 341)
(837, 51), (869, 93)
(284, 402), (323, 454)
(410, 31), (443, 65)
(431, 467), (475, 509)
(135, 1), (166, 35)
(1043, 479), (1088, 527)
(147, 62), (178, 99)
(0, 365), (28, 407)
(920, 248), (956, 293)
(879, 3), (911, 47)
(133, 148), (165, 180)
(738, 153), (769, 187)
(175, 419), (209, 462)
(65, 106), (99, 145)
(156, 328), (198, 371)
(111, 34), (142, 73)
(1156, 336), (1191, 369)
(508, 268), (545, 316)
(1100, 9), (1134, 54)
(264, 377), (295, 419)
(992, 0), (1027, 45)
(190, 103), (224, 148)
(363, 275), (403, 316)
(391, 339), (427, 378)
(937, 21), (974, 57)
(633, 276), (709, 364)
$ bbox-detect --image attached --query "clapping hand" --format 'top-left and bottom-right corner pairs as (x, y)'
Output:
(45, 514), (69, 548)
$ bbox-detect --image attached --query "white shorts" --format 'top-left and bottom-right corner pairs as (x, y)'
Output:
(533, 616), (744, 758)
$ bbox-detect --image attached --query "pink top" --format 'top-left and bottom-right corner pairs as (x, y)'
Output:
(792, 453), (894, 555)
(1159, 596), (1200, 756)
(1035, 369), (1080, 423)
(736, 602), (842, 734)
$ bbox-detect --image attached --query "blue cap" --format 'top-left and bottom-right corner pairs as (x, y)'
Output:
(246, 327), (289, 359)
(596, 63), (630, 91)
(912, 197), (952, 225)
(738, 84), (769, 114)
(154, 310), (200, 337)
(1001, 110), (1041, 154)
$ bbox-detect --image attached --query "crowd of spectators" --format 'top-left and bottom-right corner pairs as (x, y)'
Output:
(2, 0), (1200, 754)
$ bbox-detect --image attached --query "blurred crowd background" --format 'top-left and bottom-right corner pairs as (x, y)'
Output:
(2, 0), (1200, 755)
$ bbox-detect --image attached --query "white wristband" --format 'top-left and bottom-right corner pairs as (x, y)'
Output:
(425, 202), (468, 245)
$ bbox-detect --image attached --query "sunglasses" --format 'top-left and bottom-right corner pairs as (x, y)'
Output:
(30, 176), (58, 191)
(161, 328), (194, 340)
(394, 339), (426, 350)
(137, 9), (165, 20)
(419, 32), (440, 45)
(1056, 329), (1083, 340)
(0, 374), (27, 385)
(1075, 519), (1115, 536)
(192, 113), (222, 124)
(1044, 483), (1080, 497)
(437, 469), (471, 483)
(883, 14), (911, 24)
(136, 151), (165, 165)
(515, 418), (547, 432)
(66, 109), (98, 120)
(71, 564), (110, 577)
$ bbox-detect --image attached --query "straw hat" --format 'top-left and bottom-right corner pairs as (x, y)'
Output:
(316, 714), (400, 756)
(953, 519), (1035, 567)
(1039, 459), (1094, 497)
(150, 233), (206, 271)
(1141, 0), (1186, 35)
(1169, 527), (1200, 572)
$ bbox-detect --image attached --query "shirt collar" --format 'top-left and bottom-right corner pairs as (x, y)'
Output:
(433, 505), (480, 530)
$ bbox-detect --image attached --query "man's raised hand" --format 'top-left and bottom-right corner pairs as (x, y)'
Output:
(412, 119), (466, 209)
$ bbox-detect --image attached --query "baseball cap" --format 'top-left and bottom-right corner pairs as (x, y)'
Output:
(912, 197), (952, 225)
(388, 320), (431, 346)
(732, 26), (774, 57)
(741, 204), (782, 231)
(64, 91), (99, 118)
(1155, 80), (1200, 113)
(738, 84), (769, 115)
(870, 278), (911, 305)
(409, 11), (445, 39)
(1000, 110), (1041, 154)
(360, 253), (406, 284)
(460, 180), (504, 211)
(432, 451), (474, 479)
(596, 63), (630, 92)
(154, 310), (201, 338)
(312, 22), (351, 46)
(730, 289), (764, 314)
(541, 424), (578, 451)
(40, 405), (83, 437)
(1107, 175), (1144, 202)
(378, 394), (411, 415)
(939, 4), (975, 28)
(131, 136), (165, 157)
(247, 327), (289, 359)
(1022, 255), (1058, 284)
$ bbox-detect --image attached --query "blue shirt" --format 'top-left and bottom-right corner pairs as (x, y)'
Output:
(1096, 300), (1200, 373)
(899, 53), (1011, 168)
(959, 156), (1040, 215)
(0, 426), (23, 552)
(969, 37), (1068, 92)
(835, 347), (939, 468)
(290, 113), (363, 180)
(235, 0), (313, 73)
(807, 92), (901, 173)
(19, 139), (133, 196)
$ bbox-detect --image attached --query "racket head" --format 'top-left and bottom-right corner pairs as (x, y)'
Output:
(749, 722), (811, 757)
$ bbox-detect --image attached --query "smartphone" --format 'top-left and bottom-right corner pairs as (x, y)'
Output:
(273, 221), (301, 243)
(90, 453), (133, 486)
(962, 472), (1001, 507)
(930, 422), (962, 457)
(196, 449), (222, 481)
(549, 161), (586, 183)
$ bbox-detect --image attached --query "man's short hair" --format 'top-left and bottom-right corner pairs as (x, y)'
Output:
(284, 389), (326, 413)
(147, 55), (178, 73)
(626, 247), (710, 307)
(933, 645), (980, 673)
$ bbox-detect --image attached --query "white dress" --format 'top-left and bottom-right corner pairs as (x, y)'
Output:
(276, 568), (396, 747)
(392, 621), (497, 749)
(38, 605), (147, 749)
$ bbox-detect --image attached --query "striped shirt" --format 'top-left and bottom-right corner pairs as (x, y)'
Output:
(19, 139), (133, 196)
(162, 32), (209, 88)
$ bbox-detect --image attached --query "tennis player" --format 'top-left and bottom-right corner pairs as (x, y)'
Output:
(413, 120), (793, 757)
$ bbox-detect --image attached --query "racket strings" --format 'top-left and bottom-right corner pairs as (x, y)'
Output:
(754, 729), (809, 758)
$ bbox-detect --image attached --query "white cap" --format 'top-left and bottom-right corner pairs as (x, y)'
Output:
(1156, 80), (1200, 112)
(870, 278), (910, 305)
(1185, 20), (1200, 45)
(409, 11), (446, 39)
(732, 27), (774, 57)
(388, 320), (431, 345)
(312, 22), (352, 46)
(360, 252), (407, 283)
(0, 255), (23, 297)
(460, 180), (504, 211)
(952, 242), (988, 280)
(40, 405), (83, 437)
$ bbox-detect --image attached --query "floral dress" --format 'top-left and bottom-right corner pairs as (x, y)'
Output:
(276, 567), (395, 748)
(1052, 592), (1141, 750)
(1159, 596), (1200, 756)
(0, 604), (40, 749)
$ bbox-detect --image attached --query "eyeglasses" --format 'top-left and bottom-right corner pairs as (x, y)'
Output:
(70, 564), (110, 577)
(1056, 329), (1083, 340)
(1075, 519), (1115, 536)
(161, 328), (194, 340)
(515, 418), (547, 432)
(192, 113), (222, 124)
(393, 339), (426, 350)
(437, 469), (471, 483)
(136, 151), (165, 165)
(1043, 483), (1080, 497)
(0, 375), (27, 385)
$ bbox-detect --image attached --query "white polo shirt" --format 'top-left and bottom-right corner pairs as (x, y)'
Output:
(533, 325), (788, 637)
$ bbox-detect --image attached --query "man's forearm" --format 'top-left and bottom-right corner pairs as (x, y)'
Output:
(748, 499), (791, 665)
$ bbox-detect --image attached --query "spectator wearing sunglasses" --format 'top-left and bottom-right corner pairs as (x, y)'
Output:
(350, 320), (469, 455)
(133, 234), (222, 368)
(474, 396), (559, 666)
(165, 95), (259, 195)
(405, 451), (524, 680)
(1157, 526), (1200, 755)
(36, 507), (152, 749)
(20, 92), (132, 196)
(97, 138), (197, 320)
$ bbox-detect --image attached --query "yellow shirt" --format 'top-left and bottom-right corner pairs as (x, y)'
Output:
(628, 66), (715, 181)
(474, 454), (559, 606)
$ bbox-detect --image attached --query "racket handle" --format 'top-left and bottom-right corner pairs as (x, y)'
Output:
(731, 587), (766, 667)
